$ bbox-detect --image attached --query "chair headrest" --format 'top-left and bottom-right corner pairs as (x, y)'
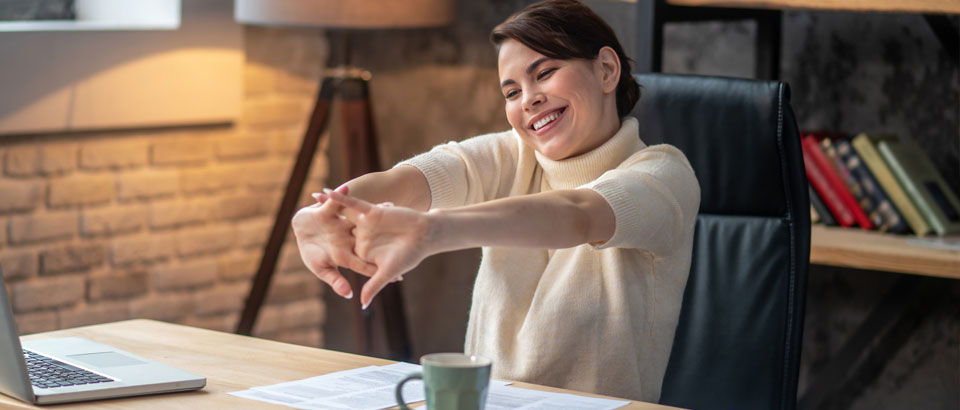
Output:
(630, 73), (799, 217)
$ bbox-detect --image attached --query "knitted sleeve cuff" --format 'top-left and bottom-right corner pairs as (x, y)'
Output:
(396, 152), (464, 209)
(581, 176), (644, 250)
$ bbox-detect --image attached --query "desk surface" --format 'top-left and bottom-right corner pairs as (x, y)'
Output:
(5, 320), (678, 409)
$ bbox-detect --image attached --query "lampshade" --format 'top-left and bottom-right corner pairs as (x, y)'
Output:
(235, 0), (454, 29)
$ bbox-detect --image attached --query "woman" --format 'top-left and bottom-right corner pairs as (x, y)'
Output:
(292, 0), (700, 402)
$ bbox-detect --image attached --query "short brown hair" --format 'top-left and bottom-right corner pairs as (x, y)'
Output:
(490, 0), (641, 118)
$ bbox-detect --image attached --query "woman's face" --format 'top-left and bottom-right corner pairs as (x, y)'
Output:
(498, 39), (619, 161)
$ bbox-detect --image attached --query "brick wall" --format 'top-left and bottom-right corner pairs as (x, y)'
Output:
(0, 26), (330, 347)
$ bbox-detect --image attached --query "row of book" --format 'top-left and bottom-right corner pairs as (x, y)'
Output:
(802, 132), (960, 237)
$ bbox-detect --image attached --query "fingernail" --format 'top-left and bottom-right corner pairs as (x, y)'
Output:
(322, 188), (333, 194)
(362, 302), (370, 310)
(311, 192), (321, 199)
(345, 290), (354, 300)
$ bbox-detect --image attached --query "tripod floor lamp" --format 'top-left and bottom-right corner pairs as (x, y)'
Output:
(233, 0), (454, 361)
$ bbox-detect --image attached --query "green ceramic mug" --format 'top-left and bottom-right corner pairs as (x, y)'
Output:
(395, 353), (492, 410)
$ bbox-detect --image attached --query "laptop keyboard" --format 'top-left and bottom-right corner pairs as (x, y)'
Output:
(24, 350), (114, 389)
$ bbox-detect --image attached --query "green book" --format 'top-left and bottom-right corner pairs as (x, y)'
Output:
(877, 140), (960, 236)
(851, 134), (931, 236)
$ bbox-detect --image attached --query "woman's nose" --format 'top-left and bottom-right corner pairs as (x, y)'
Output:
(523, 89), (544, 111)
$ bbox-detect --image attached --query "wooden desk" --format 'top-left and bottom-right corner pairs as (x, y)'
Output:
(3, 320), (678, 409)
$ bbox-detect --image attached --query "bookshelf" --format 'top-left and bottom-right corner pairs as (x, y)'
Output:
(648, 0), (960, 277)
(811, 225), (960, 279)
(666, 0), (960, 14)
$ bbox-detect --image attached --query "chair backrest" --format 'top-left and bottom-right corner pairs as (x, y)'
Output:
(630, 73), (810, 410)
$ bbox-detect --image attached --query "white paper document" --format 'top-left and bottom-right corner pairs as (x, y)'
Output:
(484, 384), (630, 410)
(231, 362), (506, 410)
(230, 362), (626, 410)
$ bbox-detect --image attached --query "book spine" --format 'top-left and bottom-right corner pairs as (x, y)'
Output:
(809, 186), (837, 226)
(821, 138), (884, 228)
(836, 139), (909, 233)
(801, 137), (855, 227)
(878, 141), (960, 236)
(851, 134), (931, 236)
(802, 135), (875, 229)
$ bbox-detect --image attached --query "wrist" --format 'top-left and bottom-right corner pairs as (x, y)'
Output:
(424, 208), (454, 254)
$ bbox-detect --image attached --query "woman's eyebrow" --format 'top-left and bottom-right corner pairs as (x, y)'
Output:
(500, 57), (552, 89)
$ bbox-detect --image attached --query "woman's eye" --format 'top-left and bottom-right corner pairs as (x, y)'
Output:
(537, 68), (557, 80)
(505, 90), (519, 99)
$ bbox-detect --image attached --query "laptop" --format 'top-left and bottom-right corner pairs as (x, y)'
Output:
(0, 267), (206, 405)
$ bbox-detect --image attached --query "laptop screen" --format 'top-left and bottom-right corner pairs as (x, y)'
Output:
(0, 267), (37, 403)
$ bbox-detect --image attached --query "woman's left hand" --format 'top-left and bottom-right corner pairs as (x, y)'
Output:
(326, 190), (433, 309)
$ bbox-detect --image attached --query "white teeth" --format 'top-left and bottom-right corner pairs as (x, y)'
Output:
(533, 111), (560, 131)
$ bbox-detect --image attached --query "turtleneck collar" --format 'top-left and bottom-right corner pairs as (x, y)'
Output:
(523, 117), (645, 190)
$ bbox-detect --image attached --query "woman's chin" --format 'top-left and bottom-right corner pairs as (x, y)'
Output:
(535, 144), (573, 161)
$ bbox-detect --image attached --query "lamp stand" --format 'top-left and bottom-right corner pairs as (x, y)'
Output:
(236, 32), (411, 362)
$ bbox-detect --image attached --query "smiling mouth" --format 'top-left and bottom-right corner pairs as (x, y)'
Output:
(531, 107), (566, 131)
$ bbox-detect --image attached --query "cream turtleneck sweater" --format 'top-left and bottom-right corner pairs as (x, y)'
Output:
(400, 118), (700, 403)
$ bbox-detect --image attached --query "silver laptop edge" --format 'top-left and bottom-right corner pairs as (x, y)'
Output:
(0, 267), (206, 405)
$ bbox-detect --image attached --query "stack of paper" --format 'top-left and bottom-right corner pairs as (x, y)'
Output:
(230, 362), (630, 410)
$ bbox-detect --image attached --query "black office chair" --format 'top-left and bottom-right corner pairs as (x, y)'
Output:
(630, 74), (811, 410)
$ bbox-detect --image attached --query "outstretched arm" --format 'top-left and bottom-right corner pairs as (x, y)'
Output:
(327, 188), (615, 308)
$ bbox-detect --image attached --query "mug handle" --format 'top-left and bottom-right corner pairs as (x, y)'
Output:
(395, 371), (423, 410)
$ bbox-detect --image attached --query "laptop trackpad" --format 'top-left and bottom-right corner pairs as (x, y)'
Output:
(67, 352), (147, 368)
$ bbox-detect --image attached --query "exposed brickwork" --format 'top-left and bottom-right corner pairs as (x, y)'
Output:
(14, 310), (58, 335)
(8, 211), (77, 245)
(151, 259), (218, 291)
(40, 243), (106, 274)
(180, 167), (235, 194)
(235, 217), (272, 249)
(110, 233), (176, 266)
(176, 225), (234, 257)
(266, 273), (320, 305)
(217, 136), (270, 160)
(219, 193), (273, 220)
(11, 275), (84, 312)
(58, 301), (128, 329)
(4, 145), (39, 177)
(218, 252), (260, 282)
(193, 282), (249, 316)
(128, 292), (195, 322)
(1, 28), (328, 347)
(80, 140), (149, 170)
(243, 98), (310, 126)
(87, 271), (149, 301)
(82, 205), (148, 237)
(150, 198), (217, 229)
(0, 180), (42, 213)
(48, 174), (114, 208)
(39, 143), (78, 175)
(0, 249), (36, 281)
(151, 139), (214, 166)
(117, 170), (179, 201)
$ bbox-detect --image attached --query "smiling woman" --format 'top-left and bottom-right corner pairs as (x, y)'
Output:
(291, 0), (701, 404)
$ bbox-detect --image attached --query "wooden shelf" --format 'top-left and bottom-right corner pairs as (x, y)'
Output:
(810, 225), (960, 279)
(666, 0), (960, 14)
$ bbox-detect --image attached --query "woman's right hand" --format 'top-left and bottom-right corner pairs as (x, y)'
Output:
(291, 186), (377, 299)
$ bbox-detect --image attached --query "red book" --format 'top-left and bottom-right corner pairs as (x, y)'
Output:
(802, 137), (855, 227)
(801, 135), (875, 229)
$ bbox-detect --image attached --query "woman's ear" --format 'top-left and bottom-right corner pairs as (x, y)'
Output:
(596, 46), (621, 94)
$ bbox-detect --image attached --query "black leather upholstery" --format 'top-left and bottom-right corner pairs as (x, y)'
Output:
(630, 74), (810, 410)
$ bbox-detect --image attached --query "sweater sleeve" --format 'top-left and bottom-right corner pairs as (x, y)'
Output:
(396, 130), (519, 209)
(581, 144), (700, 255)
